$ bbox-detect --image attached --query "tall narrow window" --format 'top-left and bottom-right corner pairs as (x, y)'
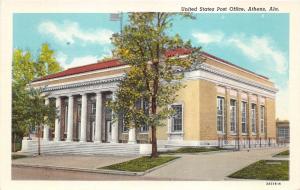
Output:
(140, 124), (149, 133)
(217, 97), (224, 133)
(120, 114), (128, 132)
(251, 104), (256, 133)
(91, 102), (96, 115)
(260, 106), (265, 133)
(241, 101), (247, 133)
(230, 99), (237, 133)
(171, 104), (183, 132)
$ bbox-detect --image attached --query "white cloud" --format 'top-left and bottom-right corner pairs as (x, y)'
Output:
(55, 52), (68, 67)
(38, 20), (113, 45)
(227, 35), (287, 74)
(192, 31), (224, 44)
(193, 30), (288, 74)
(276, 86), (289, 120)
(67, 55), (100, 69)
(99, 46), (113, 59)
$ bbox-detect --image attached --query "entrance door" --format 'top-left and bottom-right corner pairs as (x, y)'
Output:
(106, 120), (112, 142)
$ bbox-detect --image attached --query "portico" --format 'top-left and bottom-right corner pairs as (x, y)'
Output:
(21, 74), (150, 155)
(44, 89), (137, 144)
(38, 67), (137, 144)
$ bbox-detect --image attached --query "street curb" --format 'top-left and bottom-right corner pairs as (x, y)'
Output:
(224, 177), (259, 181)
(12, 163), (140, 176)
(12, 157), (180, 176)
(160, 149), (233, 156)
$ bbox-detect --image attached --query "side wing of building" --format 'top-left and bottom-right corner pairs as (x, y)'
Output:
(158, 53), (277, 146)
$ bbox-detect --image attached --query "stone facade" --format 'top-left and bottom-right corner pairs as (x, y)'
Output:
(30, 52), (277, 148)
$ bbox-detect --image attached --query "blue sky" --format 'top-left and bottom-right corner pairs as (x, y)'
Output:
(13, 13), (289, 119)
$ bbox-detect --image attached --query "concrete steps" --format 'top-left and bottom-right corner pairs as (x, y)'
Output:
(20, 140), (141, 155)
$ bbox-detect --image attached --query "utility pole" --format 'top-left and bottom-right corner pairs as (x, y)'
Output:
(110, 12), (124, 53)
(110, 12), (123, 36)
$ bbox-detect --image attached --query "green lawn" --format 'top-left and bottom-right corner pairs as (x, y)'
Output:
(274, 150), (289, 156)
(160, 147), (224, 154)
(229, 160), (289, 180)
(12, 155), (27, 160)
(100, 156), (178, 172)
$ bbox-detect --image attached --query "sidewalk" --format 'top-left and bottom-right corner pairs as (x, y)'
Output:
(144, 147), (288, 180)
(12, 147), (288, 180)
(12, 154), (138, 171)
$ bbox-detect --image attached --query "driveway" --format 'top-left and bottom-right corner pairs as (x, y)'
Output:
(145, 147), (288, 180)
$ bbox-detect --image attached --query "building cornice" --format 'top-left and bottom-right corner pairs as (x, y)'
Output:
(43, 75), (124, 92)
(40, 62), (277, 98)
(199, 63), (277, 93)
(185, 63), (277, 98)
(32, 64), (129, 85)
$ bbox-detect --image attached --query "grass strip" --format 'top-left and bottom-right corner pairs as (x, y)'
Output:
(100, 156), (178, 172)
(12, 155), (27, 160)
(274, 150), (289, 156)
(160, 147), (224, 154)
(229, 160), (289, 180)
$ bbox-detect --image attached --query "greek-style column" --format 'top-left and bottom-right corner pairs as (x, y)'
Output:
(66, 95), (74, 142)
(54, 97), (61, 141)
(128, 128), (137, 144)
(94, 92), (102, 143)
(111, 91), (119, 143)
(43, 98), (50, 141)
(80, 93), (87, 142)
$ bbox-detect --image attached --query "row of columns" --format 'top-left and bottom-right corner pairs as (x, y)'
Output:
(43, 91), (137, 144)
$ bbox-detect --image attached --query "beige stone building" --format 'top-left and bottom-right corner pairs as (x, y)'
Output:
(21, 50), (277, 155)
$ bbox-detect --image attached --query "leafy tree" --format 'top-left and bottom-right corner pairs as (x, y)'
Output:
(12, 43), (62, 152)
(110, 13), (202, 157)
(12, 49), (35, 86)
(12, 50), (35, 151)
(36, 43), (63, 76)
(26, 87), (57, 155)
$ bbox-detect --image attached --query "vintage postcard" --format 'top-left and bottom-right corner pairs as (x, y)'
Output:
(0, 0), (299, 190)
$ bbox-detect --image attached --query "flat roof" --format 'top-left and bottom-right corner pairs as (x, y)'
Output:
(33, 49), (269, 82)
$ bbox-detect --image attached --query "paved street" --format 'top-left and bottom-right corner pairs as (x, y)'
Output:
(12, 147), (288, 181)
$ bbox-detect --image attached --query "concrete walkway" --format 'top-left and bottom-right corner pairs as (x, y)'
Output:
(145, 147), (288, 180)
(12, 147), (288, 180)
(13, 154), (138, 169)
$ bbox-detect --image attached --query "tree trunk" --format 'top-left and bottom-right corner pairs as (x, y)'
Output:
(150, 95), (158, 158)
(38, 126), (41, 155)
(151, 125), (158, 158)
(151, 80), (159, 158)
